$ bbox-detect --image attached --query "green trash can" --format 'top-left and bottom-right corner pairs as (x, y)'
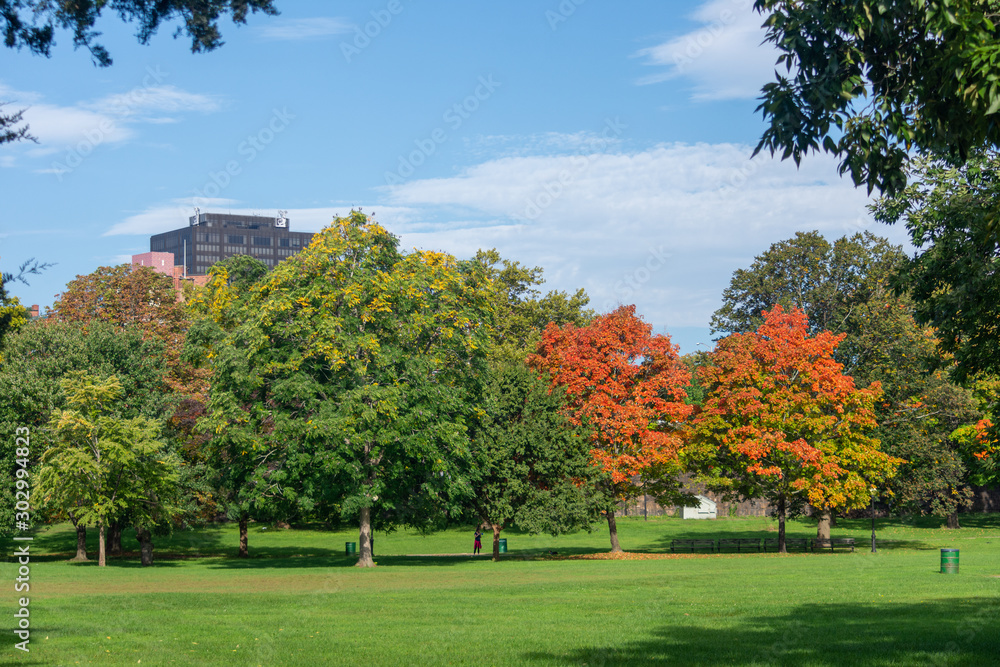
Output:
(940, 548), (959, 574)
(498, 538), (507, 554)
(346, 542), (357, 556)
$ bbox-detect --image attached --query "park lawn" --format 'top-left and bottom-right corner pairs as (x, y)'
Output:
(3, 515), (999, 666)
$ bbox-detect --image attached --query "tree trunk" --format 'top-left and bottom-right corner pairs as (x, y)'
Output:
(356, 506), (375, 567)
(108, 521), (123, 556)
(491, 524), (502, 561)
(946, 511), (961, 529)
(606, 510), (623, 553)
(70, 518), (88, 562)
(777, 495), (787, 554)
(238, 515), (249, 558)
(135, 526), (154, 566)
(816, 507), (831, 547)
(98, 522), (106, 567)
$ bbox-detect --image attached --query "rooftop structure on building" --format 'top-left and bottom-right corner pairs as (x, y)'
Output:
(149, 210), (315, 275)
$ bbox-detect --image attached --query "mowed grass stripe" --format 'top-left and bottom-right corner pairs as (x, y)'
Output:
(4, 515), (999, 665)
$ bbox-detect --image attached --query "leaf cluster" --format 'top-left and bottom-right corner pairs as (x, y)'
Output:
(691, 306), (900, 511)
(753, 0), (1000, 195)
(1, 0), (278, 67)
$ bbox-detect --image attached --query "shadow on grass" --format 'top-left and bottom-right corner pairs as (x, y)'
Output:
(207, 552), (535, 569)
(525, 598), (1000, 666)
(647, 530), (936, 554)
(0, 631), (56, 665)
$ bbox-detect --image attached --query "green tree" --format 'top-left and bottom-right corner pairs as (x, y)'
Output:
(752, 0), (1000, 195)
(181, 254), (271, 555)
(877, 370), (980, 527)
(0, 257), (51, 362)
(1, 0), (278, 146)
(35, 372), (181, 566)
(50, 263), (205, 399)
(711, 230), (905, 374)
(0, 320), (169, 546)
(711, 230), (982, 532)
(690, 307), (899, 552)
(474, 248), (593, 366)
(202, 212), (492, 567)
(0, 102), (34, 145)
(466, 359), (603, 560)
(873, 151), (1000, 383)
(1, 0), (278, 67)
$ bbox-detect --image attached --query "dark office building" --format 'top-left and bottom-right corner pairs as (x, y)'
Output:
(149, 211), (315, 274)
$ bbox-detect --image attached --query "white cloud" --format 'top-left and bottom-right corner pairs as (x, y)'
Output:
(0, 82), (41, 105)
(2, 81), (222, 156)
(463, 130), (624, 158)
(379, 143), (912, 330)
(86, 85), (222, 118)
(104, 198), (239, 236)
(257, 17), (353, 41)
(635, 0), (777, 101)
(20, 104), (134, 150)
(107, 142), (912, 339)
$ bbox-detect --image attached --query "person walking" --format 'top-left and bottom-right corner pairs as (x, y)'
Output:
(473, 529), (482, 555)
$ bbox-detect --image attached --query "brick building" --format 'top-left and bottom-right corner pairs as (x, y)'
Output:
(149, 211), (315, 275)
(131, 251), (210, 292)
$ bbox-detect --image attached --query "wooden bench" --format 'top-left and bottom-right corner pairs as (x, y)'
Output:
(717, 538), (761, 553)
(670, 539), (716, 553)
(763, 537), (811, 552)
(814, 537), (855, 552)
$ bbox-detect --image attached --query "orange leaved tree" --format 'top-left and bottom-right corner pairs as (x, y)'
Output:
(528, 305), (692, 552)
(690, 306), (900, 552)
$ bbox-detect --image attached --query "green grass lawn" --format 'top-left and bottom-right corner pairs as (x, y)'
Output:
(3, 514), (999, 666)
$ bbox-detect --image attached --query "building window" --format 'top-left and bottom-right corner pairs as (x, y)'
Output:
(252, 236), (272, 246)
(279, 238), (290, 247)
(207, 233), (220, 243)
(227, 235), (244, 245)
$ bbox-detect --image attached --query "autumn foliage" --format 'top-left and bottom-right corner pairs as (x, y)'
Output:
(690, 306), (900, 550)
(47, 265), (204, 399)
(528, 305), (692, 551)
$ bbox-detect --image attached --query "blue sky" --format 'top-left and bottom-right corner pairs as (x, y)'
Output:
(0, 0), (911, 352)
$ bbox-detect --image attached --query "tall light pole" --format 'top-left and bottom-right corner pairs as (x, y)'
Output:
(870, 486), (877, 554)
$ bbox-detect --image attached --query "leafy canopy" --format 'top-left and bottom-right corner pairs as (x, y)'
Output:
(1, 0), (278, 67)
(873, 151), (1000, 383)
(34, 372), (181, 537)
(201, 212), (493, 563)
(691, 306), (900, 513)
(465, 358), (603, 549)
(528, 305), (693, 506)
(753, 0), (1000, 195)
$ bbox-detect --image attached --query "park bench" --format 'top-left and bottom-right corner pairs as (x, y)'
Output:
(763, 538), (811, 552)
(717, 538), (761, 553)
(670, 539), (716, 553)
(813, 537), (855, 552)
